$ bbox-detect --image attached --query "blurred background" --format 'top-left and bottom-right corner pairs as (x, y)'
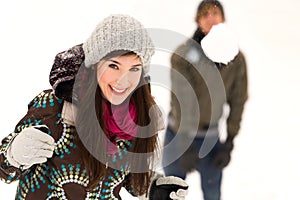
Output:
(0, 0), (299, 199)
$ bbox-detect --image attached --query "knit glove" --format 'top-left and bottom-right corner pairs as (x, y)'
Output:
(149, 176), (189, 200)
(6, 125), (55, 170)
(179, 145), (200, 173)
(212, 136), (234, 169)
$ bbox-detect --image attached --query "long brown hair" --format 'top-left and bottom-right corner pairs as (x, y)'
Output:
(74, 51), (159, 195)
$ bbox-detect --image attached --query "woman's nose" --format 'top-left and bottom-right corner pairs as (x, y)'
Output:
(116, 72), (129, 86)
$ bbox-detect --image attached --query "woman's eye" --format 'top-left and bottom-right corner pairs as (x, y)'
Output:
(130, 67), (141, 72)
(108, 64), (119, 69)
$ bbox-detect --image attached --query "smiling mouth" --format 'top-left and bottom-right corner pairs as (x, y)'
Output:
(111, 86), (127, 95)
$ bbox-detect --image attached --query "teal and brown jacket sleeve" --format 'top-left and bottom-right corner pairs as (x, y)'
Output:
(0, 90), (63, 183)
(0, 132), (22, 183)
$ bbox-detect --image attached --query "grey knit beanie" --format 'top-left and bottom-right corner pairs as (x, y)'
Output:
(82, 14), (154, 76)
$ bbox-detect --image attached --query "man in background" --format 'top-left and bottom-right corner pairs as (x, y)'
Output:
(162, 0), (248, 199)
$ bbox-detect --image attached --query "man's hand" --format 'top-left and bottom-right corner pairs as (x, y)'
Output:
(149, 176), (189, 200)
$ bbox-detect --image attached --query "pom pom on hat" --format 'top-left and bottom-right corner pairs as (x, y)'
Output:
(82, 14), (155, 76)
(201, 23), (239, 65)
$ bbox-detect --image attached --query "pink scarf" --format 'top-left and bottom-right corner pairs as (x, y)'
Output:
(103, 99), (138, 154)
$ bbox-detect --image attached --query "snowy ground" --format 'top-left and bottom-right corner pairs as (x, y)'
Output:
(0, 0), (299, 199)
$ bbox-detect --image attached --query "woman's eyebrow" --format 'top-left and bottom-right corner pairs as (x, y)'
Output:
(131, 64), (142, 67)
(108, 59), (142, 68)
(108, 59), (120, 64)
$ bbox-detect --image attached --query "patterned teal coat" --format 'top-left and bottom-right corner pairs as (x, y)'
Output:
(0, 90), (136, 199)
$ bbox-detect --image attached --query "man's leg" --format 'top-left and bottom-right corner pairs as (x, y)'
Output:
(162, 126), (187, 180)
(197, 139), (222, 200)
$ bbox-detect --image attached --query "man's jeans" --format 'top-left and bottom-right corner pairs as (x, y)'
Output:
(162, 126), (222, 200)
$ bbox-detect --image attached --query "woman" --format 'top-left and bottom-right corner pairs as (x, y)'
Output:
(0, 14), (188, 200)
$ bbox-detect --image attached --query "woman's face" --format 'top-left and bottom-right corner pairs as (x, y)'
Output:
(197, 6), (224, 35)
(97, 54), (142, 105)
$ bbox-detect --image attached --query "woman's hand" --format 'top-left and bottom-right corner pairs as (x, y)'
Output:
(6, 125), (55, 170)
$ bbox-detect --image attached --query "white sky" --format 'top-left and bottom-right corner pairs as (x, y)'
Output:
(0, 0), (300, 199)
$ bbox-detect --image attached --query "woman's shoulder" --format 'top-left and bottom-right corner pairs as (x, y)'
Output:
(12, 89), (65, 139)
(24, 89), (64, 127)
(28, 89), (64, 109)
